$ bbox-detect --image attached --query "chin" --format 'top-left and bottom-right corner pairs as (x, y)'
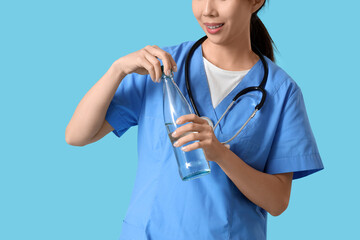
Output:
(203, 34), (228, 45)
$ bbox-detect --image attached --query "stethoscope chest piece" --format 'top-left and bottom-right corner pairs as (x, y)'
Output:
(200, 116), (214, 129)
(200, 116), (230, 150)
(223, 144), (230, 149)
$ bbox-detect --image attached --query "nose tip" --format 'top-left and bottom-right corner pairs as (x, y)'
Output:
(203, 1), (218, 17)
(202, 11), (218, 18)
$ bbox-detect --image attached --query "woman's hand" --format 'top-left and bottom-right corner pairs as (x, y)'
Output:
(171, 114), (229, 163)
(112, 45), (177, 83)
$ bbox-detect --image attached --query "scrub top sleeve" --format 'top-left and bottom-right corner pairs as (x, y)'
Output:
(264, 86), (324, 180)
(105, 72), (147, 138)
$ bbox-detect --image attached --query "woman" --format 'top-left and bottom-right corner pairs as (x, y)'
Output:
(66, 0), (324, 239)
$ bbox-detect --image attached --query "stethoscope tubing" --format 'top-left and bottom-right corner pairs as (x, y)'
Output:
(185, 35), (269, 147)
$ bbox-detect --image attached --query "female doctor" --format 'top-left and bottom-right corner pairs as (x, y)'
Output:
(66, 0), (324, 239)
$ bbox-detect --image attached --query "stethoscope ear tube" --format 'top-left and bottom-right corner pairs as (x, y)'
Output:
(186, 36), (269, 115)
(222, 108), (258, 145)
(232, 87), (267, 111)
(256, 88), (267, 110)
(185, 36), (208, 117)
(185, 36), (269, 147)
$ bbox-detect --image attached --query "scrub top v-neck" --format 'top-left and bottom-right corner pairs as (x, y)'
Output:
(105, 40), (324, 240)
(202, 56), (250, 109)
(186, 43), (262, 134)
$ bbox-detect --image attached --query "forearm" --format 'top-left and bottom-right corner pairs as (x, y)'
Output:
(65, 60), (126, 146)
(216, 148), (291, 216)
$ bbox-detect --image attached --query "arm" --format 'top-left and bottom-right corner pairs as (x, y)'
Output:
(65, 61), (126, 146)
(216, 148), (293, 216)
(172, 114), (293, 217)
(65, 45), (178, 146)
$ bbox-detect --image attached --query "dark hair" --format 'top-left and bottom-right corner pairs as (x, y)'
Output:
(250, 0), (276, 62)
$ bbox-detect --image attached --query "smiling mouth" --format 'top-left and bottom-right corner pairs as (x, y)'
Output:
(206, 23), (224, 29)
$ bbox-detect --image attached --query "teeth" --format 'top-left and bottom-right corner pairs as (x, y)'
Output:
(207, 24), (223, 29)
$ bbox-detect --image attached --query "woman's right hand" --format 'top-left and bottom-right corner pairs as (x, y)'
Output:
(113, 45), (177, 83)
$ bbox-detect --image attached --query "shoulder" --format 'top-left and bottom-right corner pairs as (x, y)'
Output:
(159, 40), (196, 62)
(160, 40), (195, 53)
(263, 56), (300, 99)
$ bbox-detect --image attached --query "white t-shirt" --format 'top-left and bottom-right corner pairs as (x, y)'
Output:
(203, 57), (250, 109)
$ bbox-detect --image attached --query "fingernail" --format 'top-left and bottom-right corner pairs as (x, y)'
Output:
(172, 131), (176, 137)
(173, 66), (177, 72)
(176, 119), (181, 124)
(173, 141), (179, 147)
(166, 70), (170, 76)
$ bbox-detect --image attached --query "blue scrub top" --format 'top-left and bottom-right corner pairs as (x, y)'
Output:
(105, 40), (324, 240)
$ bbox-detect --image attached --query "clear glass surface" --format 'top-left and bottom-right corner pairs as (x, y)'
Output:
(162, 72), (211, 181)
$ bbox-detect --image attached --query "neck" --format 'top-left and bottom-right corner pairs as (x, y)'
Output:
(201, 34), (259, 71)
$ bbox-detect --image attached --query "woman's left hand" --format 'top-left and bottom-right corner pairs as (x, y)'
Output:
(171, 114), (229, 163)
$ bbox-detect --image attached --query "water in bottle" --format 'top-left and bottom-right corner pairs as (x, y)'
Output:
(162, 66), (211, 181)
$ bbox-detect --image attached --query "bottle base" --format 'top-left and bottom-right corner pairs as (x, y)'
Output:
(181, 169), (211, 181)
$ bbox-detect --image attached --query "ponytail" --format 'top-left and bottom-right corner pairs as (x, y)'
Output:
(250, 1), (276, 62)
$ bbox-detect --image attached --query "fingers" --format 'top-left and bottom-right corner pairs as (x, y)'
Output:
(140, 52), (158, 83)
(173, 129), (214, 152)
(152, 45), (177, 73)
(172, 122), (212, 139)
(142, 49), (162, 82)
(118, 44), (177, 81)
(173, 131), (205, 148)
(172, 123), (214, 151)
(145, 45), (177, 76)
(134, 45), (177, 83)
(176, 114), (209, 125)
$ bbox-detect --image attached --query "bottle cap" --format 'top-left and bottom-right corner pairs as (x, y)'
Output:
(161, 65), (173, 78)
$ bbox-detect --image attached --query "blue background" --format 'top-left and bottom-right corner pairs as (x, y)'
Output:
(1, 0), (359, 239)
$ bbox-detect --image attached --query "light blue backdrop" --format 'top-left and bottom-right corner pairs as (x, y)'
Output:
(1, 0), (359, 239)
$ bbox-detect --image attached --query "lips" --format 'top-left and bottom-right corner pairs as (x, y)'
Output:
(204, 23), (224, 34)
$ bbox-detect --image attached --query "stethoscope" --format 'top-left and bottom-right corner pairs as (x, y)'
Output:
(185, 35), (269, 149)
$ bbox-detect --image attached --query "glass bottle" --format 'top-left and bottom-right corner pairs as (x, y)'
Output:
(162, 65), (211, 181)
